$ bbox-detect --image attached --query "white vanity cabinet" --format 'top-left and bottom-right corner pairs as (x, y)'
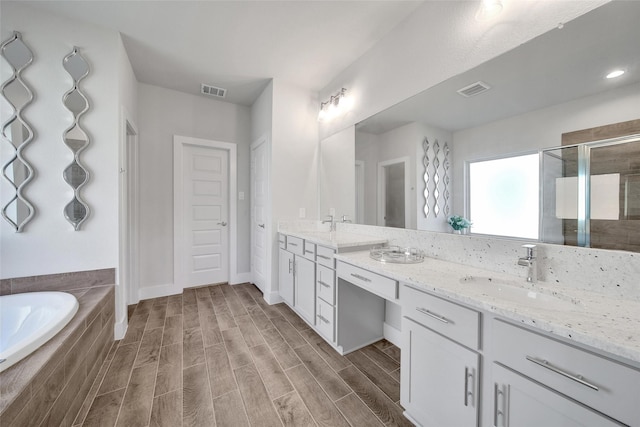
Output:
(491, 319), (639, 427)
(492, 364), (621, 427)
(278, 235), (315, 325)
(278, 248), (294, 306)
(294, 255), (315, 325)
(401, 284), (480, 427)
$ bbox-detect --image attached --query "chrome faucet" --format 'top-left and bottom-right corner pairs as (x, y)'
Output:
(517, 244), (537, 283)
(322, 214), (336, 231)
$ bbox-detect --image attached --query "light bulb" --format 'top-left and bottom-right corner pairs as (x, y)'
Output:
(606, 69), (625, 79)
(475, 0), (503, 21)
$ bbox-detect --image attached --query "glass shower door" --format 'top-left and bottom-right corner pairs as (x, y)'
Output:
(541, 135), (640, 251)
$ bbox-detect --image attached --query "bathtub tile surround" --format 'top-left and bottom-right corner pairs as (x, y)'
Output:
(0, 285), (114, 427)
(335, 223), (640, 300)
(1, 268), (115, 295)
(76, 283), (408, 427)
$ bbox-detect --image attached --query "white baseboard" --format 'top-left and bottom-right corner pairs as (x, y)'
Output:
(230, 272), (252, 284)
(114, 314), (127, 340)
(264, 290), (283, 305)
(384, 322), (402, 348)
(138, 282), (182, 301)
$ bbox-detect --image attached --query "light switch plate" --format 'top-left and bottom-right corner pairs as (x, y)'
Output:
(238, 191), (245, 200)
(299, 208), (306, 218)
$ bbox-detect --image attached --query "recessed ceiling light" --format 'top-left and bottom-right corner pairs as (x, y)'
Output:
(606, 69), (625, 79)
(475, 0), (503, 21)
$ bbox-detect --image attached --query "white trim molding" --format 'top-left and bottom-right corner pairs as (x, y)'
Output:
(173, 135), (239, 290)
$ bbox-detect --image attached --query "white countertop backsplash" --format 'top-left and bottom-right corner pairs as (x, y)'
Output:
(334, 223), (640, 301)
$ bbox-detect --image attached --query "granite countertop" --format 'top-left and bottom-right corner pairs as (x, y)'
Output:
(280, 230), (387, 250)
(335, 250), (640, 366)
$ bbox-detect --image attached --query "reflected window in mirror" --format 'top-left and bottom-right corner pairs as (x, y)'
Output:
(467, 153), (539, 239)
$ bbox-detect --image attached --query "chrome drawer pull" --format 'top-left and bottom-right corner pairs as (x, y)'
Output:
(526, 356), (599, 391)
(493, 383), (503, 427)
(464, 367), (474, 407)
(289, 242), (298, 247)
(464, 367), (470, 406)
(317, 254), (331, 260)
(318, 280), (331, 288)
(305, 250), (314, 254)
(316, 314), (330, 324)
(416, 307), (449, 324)
(350, 273), (372, 283)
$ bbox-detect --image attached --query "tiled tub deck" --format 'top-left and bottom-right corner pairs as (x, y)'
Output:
(0, 285), (115, 426)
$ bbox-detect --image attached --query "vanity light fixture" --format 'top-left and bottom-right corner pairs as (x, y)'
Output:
(475, 0), (503, 21)
(318, 88), (352, 122)
(606, 69), (625, 79)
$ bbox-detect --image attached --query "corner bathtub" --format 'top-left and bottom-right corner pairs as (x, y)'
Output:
(0, 292), (78, 373)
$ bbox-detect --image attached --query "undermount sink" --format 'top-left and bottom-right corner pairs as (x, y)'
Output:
(459, 275), (583, 311)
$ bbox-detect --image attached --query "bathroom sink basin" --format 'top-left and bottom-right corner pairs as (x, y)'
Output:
(459, 275), (583, 310)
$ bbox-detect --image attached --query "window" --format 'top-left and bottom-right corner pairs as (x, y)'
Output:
(468, 153), (539, 239)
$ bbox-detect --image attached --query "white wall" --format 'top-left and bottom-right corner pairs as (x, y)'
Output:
(264, 80), (318, 302)
(318, 1), (607, 140)
(1, 3), (121, 279)
(251, 80), (273, 143)
(319, 126), (355, 220)
(136, 83), (251, 294)
(451, 81), (640, 214)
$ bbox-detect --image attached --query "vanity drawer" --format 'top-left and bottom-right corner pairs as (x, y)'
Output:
(278, 234), (286, 249)
(316, 265), (335, 305)
(316, 298), (335, 342)
(493, 319), (640, 426)
(316, 245), (336, 269)
(286, 236), (304, 256)
(337, 262), (398, 301)
(402, 285), (480, 350)
(303, 241), (316, 261)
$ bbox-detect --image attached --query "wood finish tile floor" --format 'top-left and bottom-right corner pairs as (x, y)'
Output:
(74, 283), (413, 427)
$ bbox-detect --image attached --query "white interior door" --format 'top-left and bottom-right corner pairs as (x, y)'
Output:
(182, 144), (229, 287)
(377, 157), (410, 228)
(251, 137), (269, 292)
(355, 160), (365, 224)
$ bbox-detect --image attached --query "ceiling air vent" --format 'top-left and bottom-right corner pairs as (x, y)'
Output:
(457, 81), (491, 98)
(201, 84), (226, 98)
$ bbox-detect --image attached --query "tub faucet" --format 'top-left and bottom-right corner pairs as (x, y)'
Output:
(518, 244), (537, 283)
(322, 214), (336, 231)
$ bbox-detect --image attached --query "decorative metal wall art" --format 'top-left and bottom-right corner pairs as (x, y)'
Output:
(433, 139), (441, 217)
(422, 137), (429, 217)
(443, 142), (451, 217)
(1, 31), (36, 232)
(62, 47), (90, 230)
(422, 136), (451, 219)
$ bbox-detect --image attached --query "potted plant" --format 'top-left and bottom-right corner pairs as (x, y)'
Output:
(448, 215), (472, 234)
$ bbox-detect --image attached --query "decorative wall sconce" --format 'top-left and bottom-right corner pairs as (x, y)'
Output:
(318, 88), (352, 122)
(1, 31), (36, 232)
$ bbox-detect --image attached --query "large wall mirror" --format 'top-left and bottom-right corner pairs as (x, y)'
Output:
(319, 0), (640, 251)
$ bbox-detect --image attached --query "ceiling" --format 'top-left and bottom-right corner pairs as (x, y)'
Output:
(357, 0), (640, 134)
(16, 0), (424, 106)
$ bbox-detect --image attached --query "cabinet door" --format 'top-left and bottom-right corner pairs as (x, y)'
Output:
(278, 249), (294, 306)
(294, 256), (315, 325)
(401, 318), (479, 427)
(492, 364), (623, 427)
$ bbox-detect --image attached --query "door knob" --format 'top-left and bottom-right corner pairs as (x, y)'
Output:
(258, 223), (265, 228)
(217, 221), (227, 226)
